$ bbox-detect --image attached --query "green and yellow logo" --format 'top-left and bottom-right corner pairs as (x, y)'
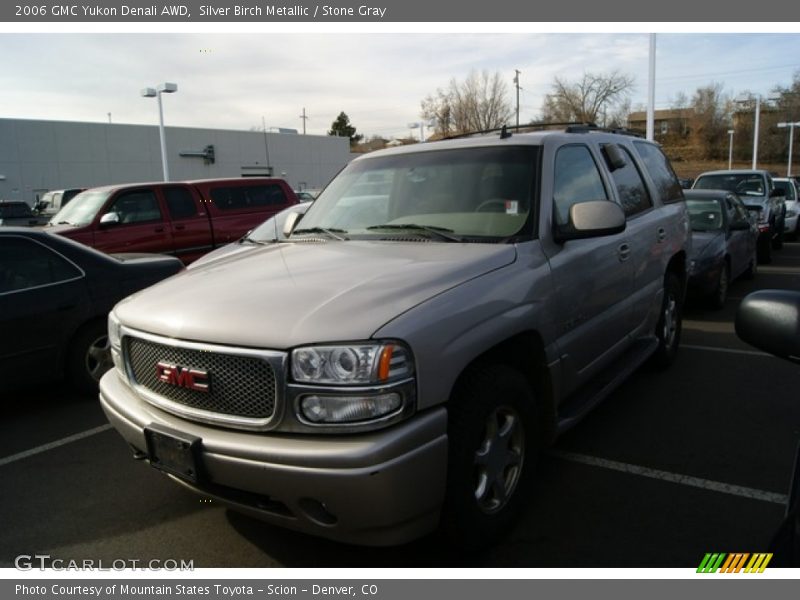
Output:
(697, 553), (773, 573)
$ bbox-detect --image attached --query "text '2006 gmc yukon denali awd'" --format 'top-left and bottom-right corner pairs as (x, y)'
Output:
(100, 126), (690, 547)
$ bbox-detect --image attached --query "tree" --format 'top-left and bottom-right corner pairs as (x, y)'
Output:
(689, 83), (732, 160)
(541, 71), (635, 125)
(421, 70), (513, 137)
(328, 112), (363, 145)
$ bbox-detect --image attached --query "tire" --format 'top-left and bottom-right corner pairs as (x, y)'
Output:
(650, 272), (683, 368)
(742, 250), (758, 280)
(441, 365), (538, 550)
(66, 320), (113, 394)
(773, 228), (784, 250)
(758, 236), (772, 264)
(708, 262), (729, 310)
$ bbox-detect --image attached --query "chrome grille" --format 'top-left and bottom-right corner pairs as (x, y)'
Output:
(125, 337), (276, 420)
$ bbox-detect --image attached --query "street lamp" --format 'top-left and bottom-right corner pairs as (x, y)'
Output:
(141, 82), (178, 181)
(727, 129), (734, 170)
(777, 121), (800, 177)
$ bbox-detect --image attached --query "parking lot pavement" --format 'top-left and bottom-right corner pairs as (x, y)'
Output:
(2, 242), (800, 569)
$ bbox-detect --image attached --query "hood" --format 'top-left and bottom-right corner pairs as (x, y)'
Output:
(115, 241), (517, 348)
(690, 230), (724, 259)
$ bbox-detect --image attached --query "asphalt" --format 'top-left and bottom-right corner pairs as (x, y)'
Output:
(2, 242), (799, 569)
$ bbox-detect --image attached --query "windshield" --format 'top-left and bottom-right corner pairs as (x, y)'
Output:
(686, 199), (724, 232)
(774, 180), (797, 200)
(294, 146), (538, 241)
(693, 173), (766, 197)
(49, 190), (111, 226)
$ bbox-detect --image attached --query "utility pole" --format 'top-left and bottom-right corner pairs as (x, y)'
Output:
(299, 107), (309, 135)
(513, 69), (521, 130)
(262, 116), (272, 174)
(646, 34), (656, 141)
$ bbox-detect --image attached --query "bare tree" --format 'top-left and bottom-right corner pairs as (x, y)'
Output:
(421, 70), (513, 137)
(541, 71), (635, 125)
(689, 83), (732, 160)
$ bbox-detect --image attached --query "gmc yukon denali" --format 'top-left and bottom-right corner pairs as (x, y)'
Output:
(100, 126), (690, 547)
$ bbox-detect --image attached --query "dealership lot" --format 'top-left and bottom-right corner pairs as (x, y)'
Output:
(2, 243), (799, 568)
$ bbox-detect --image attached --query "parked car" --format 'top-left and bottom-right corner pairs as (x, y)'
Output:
(48, 178), (299, 264)
(736, 290), (800, 566)
(678, 177), (694, 189)
(34, 188), (86, 218)
(189, 201), (313, 269)
(684, 190), (758, 308)
(0, 228), (183, 393)
(0, 201), (49, 227)
(774, 177), (799, 240)
(100, 126), (690, 548)
(693, 169), (786, 263)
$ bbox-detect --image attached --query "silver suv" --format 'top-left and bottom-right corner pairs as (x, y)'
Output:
(101, 126), (690, 547)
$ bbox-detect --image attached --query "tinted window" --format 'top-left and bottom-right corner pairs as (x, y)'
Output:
(774, 180), (797, 200)
(164, 187), (198, 220)
(634, 142), (684, 204)
(553, 145), (609, 226)
(0, 203), (33, 218)
(0, 237), (82, 294)
(210, 184), (289, 211)
(605, 145), (652, 217)
(107, 190), (162, 224)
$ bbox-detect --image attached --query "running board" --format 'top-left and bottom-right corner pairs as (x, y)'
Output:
(555, 338), (658, 435)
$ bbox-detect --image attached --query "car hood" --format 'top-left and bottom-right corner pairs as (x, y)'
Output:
(690, 231), (724, 259)
(114, 241), (517, 348)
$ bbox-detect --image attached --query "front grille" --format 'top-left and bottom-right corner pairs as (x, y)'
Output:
(125, 337), (276, 421)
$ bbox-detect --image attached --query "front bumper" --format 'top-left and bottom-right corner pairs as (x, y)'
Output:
(99, 370), (448, 546)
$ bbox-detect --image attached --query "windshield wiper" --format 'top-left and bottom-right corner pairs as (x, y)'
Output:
(366, 223), (464, 242)
(292, 227), (349, 241)
(239, 236), (270, 245)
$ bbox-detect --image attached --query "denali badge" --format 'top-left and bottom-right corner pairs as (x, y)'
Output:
(155, 362), (210, 392)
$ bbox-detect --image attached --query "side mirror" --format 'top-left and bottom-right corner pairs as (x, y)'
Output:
(555, 200), (626, 242)
(99, 212), (120, 227)
(602, 144), (628, 172)
(282, 211), (302, 237)
(735, 290), (800, 365)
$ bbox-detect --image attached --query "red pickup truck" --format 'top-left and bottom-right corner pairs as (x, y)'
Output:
(48, 178), (299, 264)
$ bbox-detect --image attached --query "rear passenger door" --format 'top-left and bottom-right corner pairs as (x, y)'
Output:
(545, 144), (633, 389)
(205, 182), (296, 244)
(95, 188), (174, 255)
(162, 185), (214, 263)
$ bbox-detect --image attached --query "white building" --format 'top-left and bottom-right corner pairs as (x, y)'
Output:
(0, 118), (350, 205)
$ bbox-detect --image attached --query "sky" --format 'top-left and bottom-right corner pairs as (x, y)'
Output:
(0, 32), (799, 140)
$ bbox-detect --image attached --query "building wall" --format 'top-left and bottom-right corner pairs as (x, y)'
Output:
(0, 118), (350, 205)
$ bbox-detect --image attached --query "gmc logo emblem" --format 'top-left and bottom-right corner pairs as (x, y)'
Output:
(155, 362), (210, 393)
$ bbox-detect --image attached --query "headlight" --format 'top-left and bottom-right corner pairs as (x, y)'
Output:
(291, 342), (413, 385)
(108, 312), (122, 349)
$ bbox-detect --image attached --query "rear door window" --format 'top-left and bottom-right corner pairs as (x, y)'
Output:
(604, 145), (653, 217)
(210, 184), (289, 211)
(164, 187), (199, 220)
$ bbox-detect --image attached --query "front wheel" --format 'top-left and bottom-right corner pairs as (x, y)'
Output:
(67, 320), (113, 394)
(708, 262), (729, 310)
(442, 365), (538, 550)
(650, 272), (683, 368)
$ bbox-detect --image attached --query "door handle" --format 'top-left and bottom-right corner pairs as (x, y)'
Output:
(617, 243), (631, 262)
(657, 227), (666, 242)
(154, 226), (165, 233)
(175, 224), (186, 231)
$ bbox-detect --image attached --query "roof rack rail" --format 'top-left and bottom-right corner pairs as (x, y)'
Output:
(440, 121), (599, 141)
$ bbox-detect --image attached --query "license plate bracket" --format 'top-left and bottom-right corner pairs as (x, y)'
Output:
(144, 424), (203, 484)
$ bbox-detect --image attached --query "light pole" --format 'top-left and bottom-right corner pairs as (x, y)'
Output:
(141, 82), (178, 181)
(777, 121), (800, 177)
(727, 129), (734, 170)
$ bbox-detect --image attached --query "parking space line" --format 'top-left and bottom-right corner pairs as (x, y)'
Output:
(0, 424), (113, 468)
(681, 344), (771, 357)
(549, 450), (788, 505)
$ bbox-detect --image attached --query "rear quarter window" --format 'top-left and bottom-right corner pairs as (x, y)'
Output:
(633, 141), (685, 204)
(209, 184), (289, 211)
